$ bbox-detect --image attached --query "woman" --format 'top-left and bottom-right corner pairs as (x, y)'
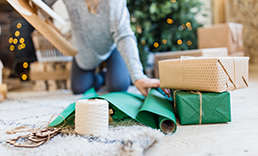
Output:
(42, 0), (169, 97)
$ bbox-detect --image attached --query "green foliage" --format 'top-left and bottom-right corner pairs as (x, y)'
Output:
(127, 0), (205, 69)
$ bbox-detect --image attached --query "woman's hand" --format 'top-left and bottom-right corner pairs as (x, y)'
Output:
(134, 78), (170, 97)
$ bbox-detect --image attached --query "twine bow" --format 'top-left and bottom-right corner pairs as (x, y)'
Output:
(173, 90), (203, 124)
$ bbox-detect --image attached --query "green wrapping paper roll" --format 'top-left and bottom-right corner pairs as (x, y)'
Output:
(49, 88), (177, 134)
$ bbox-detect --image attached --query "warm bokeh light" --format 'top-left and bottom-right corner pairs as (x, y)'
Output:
(177, 39), (182, 45)
(10, 45), (15, 51)
(181, 24), (186, 29)
(21, 43), (26, 49)
(186, 22), (191, 27)
(23, 62), (29, 69)
(188, 27), (192, 31)
(167, 18), (174, 24)
(141, 40), (146, 45)
(21, 74), (28, 81)
(187, 40), (192, 46)
(9, 37), (13, 44)
(13, 38), (18, 44)
(16, 23), (22, 29)
(19, 38), (25, 43)
(171, 0), (176, 3)
(18, 45), (22, 50)
(162, 39), (167, 44)
(154, 42), (159, 48)
(15, 31), (20, 37)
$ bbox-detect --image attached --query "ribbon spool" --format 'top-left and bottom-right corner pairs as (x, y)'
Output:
(75, 99), (109, 135)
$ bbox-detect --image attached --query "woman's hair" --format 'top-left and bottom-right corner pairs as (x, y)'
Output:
(86, 0), (100, 14)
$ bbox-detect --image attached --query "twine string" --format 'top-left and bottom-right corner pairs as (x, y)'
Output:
(190, 91), (203, 124)
(173, 90), (203, 124)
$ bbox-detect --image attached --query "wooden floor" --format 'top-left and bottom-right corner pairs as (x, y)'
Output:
(144, 66), (258, 156)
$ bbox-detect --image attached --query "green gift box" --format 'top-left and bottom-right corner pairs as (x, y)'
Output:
(173, 91), (231, 125)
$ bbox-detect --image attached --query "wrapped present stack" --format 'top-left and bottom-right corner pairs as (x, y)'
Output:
(158, 56), (249, 125)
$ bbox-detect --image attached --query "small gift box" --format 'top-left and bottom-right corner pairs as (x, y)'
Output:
(173, 90), (231, 125)
(198, 23), (243, 54)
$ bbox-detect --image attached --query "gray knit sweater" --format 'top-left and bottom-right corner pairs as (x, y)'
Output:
(43, 0), (147, 83)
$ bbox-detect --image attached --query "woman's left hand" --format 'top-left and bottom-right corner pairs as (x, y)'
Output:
(134, 78), (170, 97)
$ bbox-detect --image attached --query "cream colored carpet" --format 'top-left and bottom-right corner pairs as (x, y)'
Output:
(0, 89), (165, 156)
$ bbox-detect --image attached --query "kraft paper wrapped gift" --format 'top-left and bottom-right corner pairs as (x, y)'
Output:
(173, 90), (231, 125)
(154, 47), (228, 78)
(198, 23), (243, 54)
(159, 57), (249, 92)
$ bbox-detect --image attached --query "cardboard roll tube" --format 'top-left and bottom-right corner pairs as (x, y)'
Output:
(159, 116), (176, 134)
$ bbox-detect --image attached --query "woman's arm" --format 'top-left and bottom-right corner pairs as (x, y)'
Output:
(110, 0), (170, 97)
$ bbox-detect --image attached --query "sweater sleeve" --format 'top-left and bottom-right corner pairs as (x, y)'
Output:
(110, 0), (147, 83)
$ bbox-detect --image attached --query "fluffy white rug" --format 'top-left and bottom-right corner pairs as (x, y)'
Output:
(0, 90), (165, 156)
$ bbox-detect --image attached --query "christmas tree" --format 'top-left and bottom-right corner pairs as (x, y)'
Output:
(127, 0), (205, 69)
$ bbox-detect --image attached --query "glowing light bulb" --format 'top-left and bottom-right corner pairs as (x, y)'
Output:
(162, 39), (167, 44)
(167, 18), (174, 24)
(21, 43), (26, 49)
(13, 38), (18, 44)
(20, 38), (25, 43)
(15, 31), (20, 37)
(141, 40), (146, 45)
(9, 37), (13, 44)
(177, 39), (182, 45)
(187, 40), (192, 46)
(21, 74), (28, 81)
(23, 62), (29, 69)
(10, 45), (15, 51)
(17, 23), (22, 29)
(154, 42), (159, 48)
(186, 22), (191, 27)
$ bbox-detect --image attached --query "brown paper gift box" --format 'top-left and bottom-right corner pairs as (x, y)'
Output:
(198, 23), (243, 54)
(154, 47), (228, 78)
(159, 57), (249, 92)
(7, 0), (77, 57)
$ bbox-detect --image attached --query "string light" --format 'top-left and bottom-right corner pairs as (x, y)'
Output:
(21, 74), (28, 81)
(18, 45), (22, 50)
(167, 18), (174, 24)
(171, 0), (176, 3)
(188, 27), (192, 31)
(15, 31), (20, 37)
(21, 43), (26, 49)
(162, 39), (167, 44)
(23, 62), (29, 69)
(141, 40), (146, 45)
(187, 40), (192, 46)
(186, 22), (191, 27)
(10, 45), (15, 51)
(9, 37), (13, 44)
(177, 39), (182, 45)
(13, 38), (18, 44)
(181, 24), (186, 29)
(154, 42), (159, 48)
(17, 23), (22, 29)
(19, 38), (25, 43)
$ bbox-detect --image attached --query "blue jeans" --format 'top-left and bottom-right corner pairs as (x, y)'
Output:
(71, 48), (131, 94)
